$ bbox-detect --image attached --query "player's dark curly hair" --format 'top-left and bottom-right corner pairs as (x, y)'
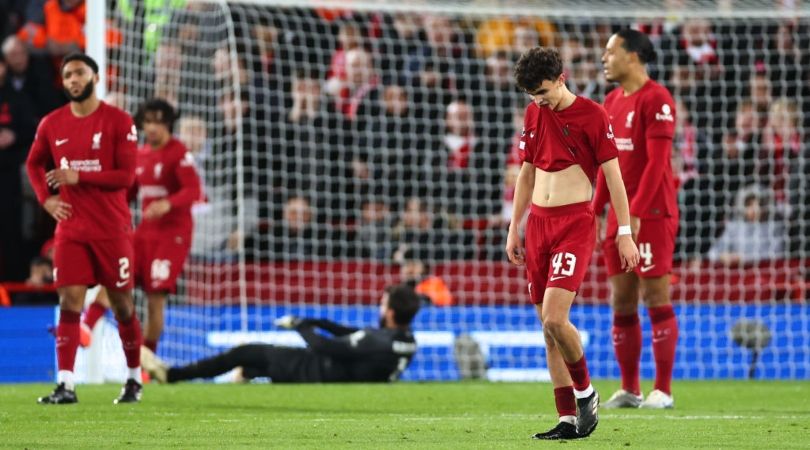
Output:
(386, 284), (421, 326)
(135, 98), (178, 133)
(615, 29), (657, 63)
(513, 47), (563, 92)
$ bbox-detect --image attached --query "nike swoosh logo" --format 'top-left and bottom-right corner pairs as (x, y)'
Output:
(115, 280), (129, 288)
(550, 275), (568, 281)
(56, 139), (69, 146)
(652, 336), (669, 343)
(639, 265), (656, 273)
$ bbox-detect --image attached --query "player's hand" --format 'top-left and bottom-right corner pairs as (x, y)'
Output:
(144, 199), (172, 220)
(274, 315), (302, 329)
(505, 229), (525, 266)
(43, 195), (72, 222)
(46, 169), (79, 188)
(630, 215), (641, 242)
(617, 235), (640, 272)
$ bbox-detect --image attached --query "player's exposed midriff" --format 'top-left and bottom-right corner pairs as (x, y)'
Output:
(532, 164), (592, 208)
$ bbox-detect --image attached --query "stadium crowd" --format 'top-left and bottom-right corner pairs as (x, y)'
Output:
(1, 3), (809, 301)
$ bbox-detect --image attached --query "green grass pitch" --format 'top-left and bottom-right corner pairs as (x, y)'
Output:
(1, 381), (808, 448)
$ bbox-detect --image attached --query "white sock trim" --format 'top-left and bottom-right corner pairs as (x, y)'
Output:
(559, 415), (576, 425)
(58, 370), (74, 391)
(574, 384), (594, 399)
(128, 367), (142, 383)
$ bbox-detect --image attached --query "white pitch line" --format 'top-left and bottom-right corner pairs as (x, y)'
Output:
(306, 414), (810, 423)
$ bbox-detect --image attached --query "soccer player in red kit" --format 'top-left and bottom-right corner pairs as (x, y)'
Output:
(26, 53), (144, 404)
(594, 29), (680, 409)
(506, 48), (639, 440)
(132, 98), (200, 352)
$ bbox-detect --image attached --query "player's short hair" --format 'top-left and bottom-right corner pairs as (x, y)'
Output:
(385, 284), (421, 326)
(135, 98), (178, 132)
(615, 29), (657, 63)
(513, 47), (563, 92)
(61, 53), (99, 74)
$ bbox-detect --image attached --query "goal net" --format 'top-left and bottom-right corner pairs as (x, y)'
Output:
(101, 0), (809, 382)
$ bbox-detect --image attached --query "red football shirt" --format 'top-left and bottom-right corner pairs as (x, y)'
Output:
(594, 80), (678, 219)
(519, 96), (618, 184)
(134, 137), (201, 239)
(26, 102), (137, 241)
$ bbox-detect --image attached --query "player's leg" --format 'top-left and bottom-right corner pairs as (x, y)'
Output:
(38, 239), (92, 404)
(542, 287), (599, 437)
(144, 292), (167, 352)
(83, 286), (110, 331)
(531, 302), (579, 440)
(153, 344), (278, 382)
(139, 234), (191, 353)
(603, 272), (644, 408)
(94, 238), (143, 403)
(637, 216), (678, 409)
(639, 275), (677, 409)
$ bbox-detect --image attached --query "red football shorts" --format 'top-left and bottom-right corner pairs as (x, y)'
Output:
(134, 231), (191, 293)
(53, 236), (135, 290)
(602, 213), (678, 278)
(524, 202), (596, 304)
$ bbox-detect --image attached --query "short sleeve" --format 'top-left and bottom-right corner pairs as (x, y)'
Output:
(591, 106), (619, 164)
(642, 88), (676, 140)
(519, 103), (536, 163)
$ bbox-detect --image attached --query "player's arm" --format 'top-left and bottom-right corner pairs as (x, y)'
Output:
(506, 162), (534, 266)
(25, 120), (71, 221)
(296, 326), (374, 359)
(301, 319), (360, 336)
(601, 158), (640, 270)
(591, 107), (639, 270)
(631, 92), (676, 219)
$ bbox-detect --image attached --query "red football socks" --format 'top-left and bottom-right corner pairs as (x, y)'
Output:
(649, 305), (678, 395)
(613, 312), (642, 395)
(83, 301), (108, 330)
(56, 309), (81, 371)
(554, 386), (576, 417)
(117, 313), (143, 369)
(564, 355), (591, 392)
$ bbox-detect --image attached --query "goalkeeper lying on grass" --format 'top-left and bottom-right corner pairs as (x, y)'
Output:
(141, 284), (420, 383)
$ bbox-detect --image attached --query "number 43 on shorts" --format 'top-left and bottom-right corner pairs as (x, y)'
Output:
(551, 252), (576, 279)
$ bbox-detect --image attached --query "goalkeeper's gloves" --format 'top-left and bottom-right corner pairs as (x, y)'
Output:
(274, 315), (302, 329)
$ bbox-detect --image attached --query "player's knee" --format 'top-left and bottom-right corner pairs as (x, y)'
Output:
(542, 316), (567, 338)
(642, 288), (670, 308)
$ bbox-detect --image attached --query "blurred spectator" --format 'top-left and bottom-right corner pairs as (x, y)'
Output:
(760, 98), (801, 209)
(707, 185), (784, 265)
(747, 70), (772, 127)
(324, 21), (363, 98)
(370, 84), (428, 203)
(11, 256), (58, 305)
(2, 35), (61, 117)
(766, 22), (805, 98)
(716, 99), (761, 218)
(17, 0), (85, 57)
(475, 16), (554, 58)
(474, 50), (520, 145)
(429, 99), (501, 217)
(511, 24), (541, 59)
(154, 41), (183, 107)
(673, 99), (713, 260)
(0, 54), (37, 281)
(392, 197), (472, 260)
(375, 13), (423, 86)
(353, 198), (396, 260)
(394, 245), (453, 306)
(261, 196), (330, 261)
